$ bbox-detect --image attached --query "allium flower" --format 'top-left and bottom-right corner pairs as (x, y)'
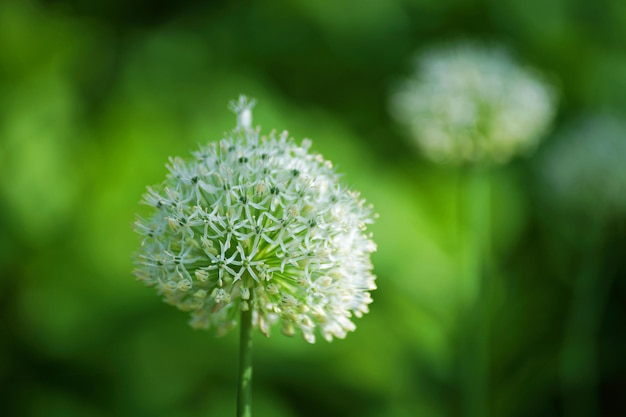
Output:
(541, 113), (626, 219)
(133, 97), (377, 343)
(389, 42), (558, 164)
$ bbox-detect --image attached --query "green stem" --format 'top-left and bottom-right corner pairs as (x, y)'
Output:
(236, 306), (253, 417)
(560, 231), (608, 417)
(460, 165), (491, 417)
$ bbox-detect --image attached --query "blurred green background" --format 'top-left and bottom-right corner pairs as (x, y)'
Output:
(1, 0), (625, 416)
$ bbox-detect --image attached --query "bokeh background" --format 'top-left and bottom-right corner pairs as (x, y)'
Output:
(1, 0), (625, 416)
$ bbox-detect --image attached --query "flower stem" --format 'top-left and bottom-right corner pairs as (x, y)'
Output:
(236, 307), (253, 417)
(459, 165), (491, 417)
(560, 231), (608, 417)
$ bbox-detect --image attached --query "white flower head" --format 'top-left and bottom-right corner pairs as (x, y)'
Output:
(541, 113), (626, 220)
(390, 41), (558, 164)
(133, 96), (377, 343)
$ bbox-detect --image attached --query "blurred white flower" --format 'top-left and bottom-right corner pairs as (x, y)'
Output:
(390, 42), (558, 164)
(134, 97), (377, 343)
(541, 113), (626, 219)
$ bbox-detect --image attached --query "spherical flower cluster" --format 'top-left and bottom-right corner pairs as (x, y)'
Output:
(389, 42), (558, 164)
(541, 113), (626, 220)
(133, 97), (377, 343)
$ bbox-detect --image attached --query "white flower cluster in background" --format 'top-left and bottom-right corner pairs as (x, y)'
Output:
(133, 97), (377, 343)
(390, 42), (558, 164)
(541, 113), (626, 219)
